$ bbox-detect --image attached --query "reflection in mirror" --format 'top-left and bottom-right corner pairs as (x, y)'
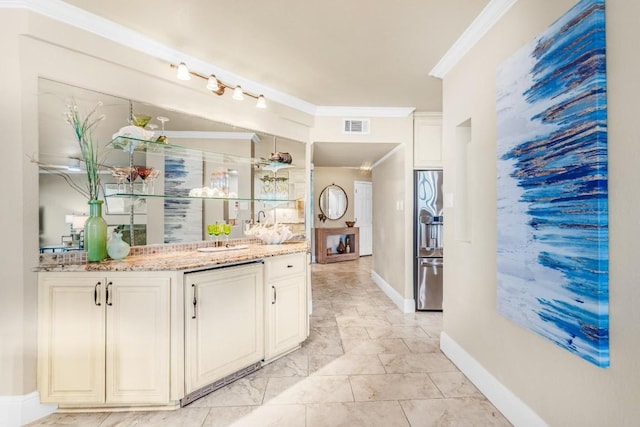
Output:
(319, 184), (348, 220)
(37, 78), (306, 252)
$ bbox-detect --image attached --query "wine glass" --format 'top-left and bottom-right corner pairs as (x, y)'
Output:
(131, 114), (152, 128)
(124, 167), (139, 193)
(206, 223), (216, 241)
(134, 165), (154, 194)
(207, 223), (222, 246)
(126, 168), (138, 183)
(156, 116), (169, 144)
(145, 169), (160, 195)
(222, 223), (232, 246)
(111, 167), (130, 193)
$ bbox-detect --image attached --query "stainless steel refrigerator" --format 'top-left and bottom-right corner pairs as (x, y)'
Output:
(414, 170), (444, 311)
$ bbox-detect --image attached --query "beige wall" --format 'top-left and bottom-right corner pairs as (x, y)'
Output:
(371, 147), (410, 300)
(1, 9), (313, 398)
(311, 116), (413, 144)
(442, 0), (640, 425)
(0, 10), (32, 396)
(312, 167), (370, 229)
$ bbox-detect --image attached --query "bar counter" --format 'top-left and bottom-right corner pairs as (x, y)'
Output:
(35, 240), (309, 272)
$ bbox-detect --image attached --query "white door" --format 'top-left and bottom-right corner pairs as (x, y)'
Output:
(354, 181), (373, 256)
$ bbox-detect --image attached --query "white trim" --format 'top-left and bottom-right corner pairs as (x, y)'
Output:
(316, 106), (416, 118)
(440, 332), (548, 427)
(429, 0), (519, 78)
(0, 391), (57, 427)
(412, 111), (443, 119)
(0, 0), (318, 116)
(371, 144), (404, 169)
(371, 270), (415, 313)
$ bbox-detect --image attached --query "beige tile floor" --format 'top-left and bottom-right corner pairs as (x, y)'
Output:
(28, 257), (511, 427)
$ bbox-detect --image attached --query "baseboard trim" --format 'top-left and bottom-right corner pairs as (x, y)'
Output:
(0, 391), (57, 427)
(440, 332), (548, 427)
(371, 270), (415, 313)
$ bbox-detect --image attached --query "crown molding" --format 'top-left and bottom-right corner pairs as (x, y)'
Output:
(315, 106), (415, 118)
(0, 0), (318, 116)
(371, 143), (404, 169)
(429, 0), (519, 79)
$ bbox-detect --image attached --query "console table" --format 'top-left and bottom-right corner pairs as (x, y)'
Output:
(315, 227), (359, 264)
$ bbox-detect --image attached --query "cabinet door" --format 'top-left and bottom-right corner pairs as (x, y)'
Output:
(414, 114), (443, 168)
(265, 274), (307, 360)
(38, 276), (106, 404)
(105, 276), (171, 404)
(185, 264), (264, 394)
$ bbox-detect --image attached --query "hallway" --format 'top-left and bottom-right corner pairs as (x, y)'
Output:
(29, 257), (510, 426)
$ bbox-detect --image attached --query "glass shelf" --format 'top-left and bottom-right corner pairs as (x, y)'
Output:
(109, 136), (297, 171)
(104, 192), (300, 203)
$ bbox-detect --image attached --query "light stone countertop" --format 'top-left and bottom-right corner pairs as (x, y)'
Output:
(35, 241), (309, 273)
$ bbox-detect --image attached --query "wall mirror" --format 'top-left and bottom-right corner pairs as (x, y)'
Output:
(37, 78), (306, 251)
(318, 184), (348, 220)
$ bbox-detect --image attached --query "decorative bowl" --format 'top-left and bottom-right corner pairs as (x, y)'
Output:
(345, 220), (356, 227)
(246, 223), (293, 244)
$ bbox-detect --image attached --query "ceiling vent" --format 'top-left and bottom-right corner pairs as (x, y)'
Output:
(342, 119), (370, 135)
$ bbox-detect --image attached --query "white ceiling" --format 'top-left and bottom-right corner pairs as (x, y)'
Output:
(52, 1), (492, 167)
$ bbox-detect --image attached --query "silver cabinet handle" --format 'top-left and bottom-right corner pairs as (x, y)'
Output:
(272, 285), (277, 305)
(106, 281), (113, 306)
(94, 281), (102, 306)
(192, 284), (197, 319)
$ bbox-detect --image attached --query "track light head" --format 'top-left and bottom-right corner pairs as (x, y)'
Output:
(176, 62), (191, 80)
(232, 86), (244, 101)
(206, 75), (219, 91)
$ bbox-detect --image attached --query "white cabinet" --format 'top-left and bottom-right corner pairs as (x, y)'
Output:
(38, 273), (171, 406)
(264, 253), (308, 360)
(414, 113), (443, 168)
(184, 263), (264, 394)
(37, 251), (309, 409)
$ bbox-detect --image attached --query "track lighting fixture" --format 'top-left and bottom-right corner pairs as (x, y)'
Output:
(171, 63), (267, 109)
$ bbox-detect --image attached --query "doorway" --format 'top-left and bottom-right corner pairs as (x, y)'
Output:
(354, 181), (372, 256)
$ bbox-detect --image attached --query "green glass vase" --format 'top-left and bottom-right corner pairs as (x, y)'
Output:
(85, 199), (108, 262)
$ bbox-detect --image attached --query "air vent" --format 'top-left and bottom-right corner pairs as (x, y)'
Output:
(342, 119), (370, 134)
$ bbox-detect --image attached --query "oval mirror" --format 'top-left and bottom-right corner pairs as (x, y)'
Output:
(319, 184), (348, 220)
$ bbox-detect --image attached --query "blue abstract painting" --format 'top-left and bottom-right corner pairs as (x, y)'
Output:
(164, 156), (203, 243)
(496, 0), (608, 367)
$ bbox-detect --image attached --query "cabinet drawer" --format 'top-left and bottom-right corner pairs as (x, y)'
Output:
(265, 253), (306, 281)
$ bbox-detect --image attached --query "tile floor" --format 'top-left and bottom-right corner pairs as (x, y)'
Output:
(28, 257), (511, 427)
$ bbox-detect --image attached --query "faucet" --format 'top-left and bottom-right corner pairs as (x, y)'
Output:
(257, 210), (266, 223)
